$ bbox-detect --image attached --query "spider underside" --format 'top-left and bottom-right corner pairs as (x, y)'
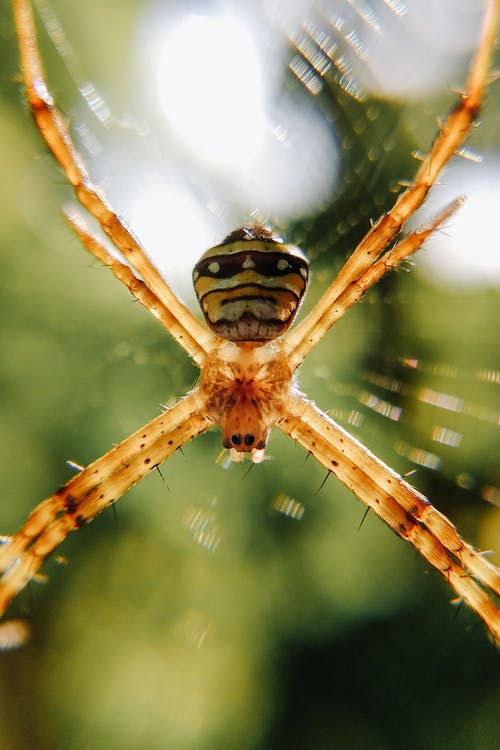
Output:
(1, 0), (500, 644)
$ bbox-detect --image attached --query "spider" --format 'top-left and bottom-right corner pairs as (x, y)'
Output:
(1, 0), (499, 644)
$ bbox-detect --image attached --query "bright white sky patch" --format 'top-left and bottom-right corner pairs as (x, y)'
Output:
(411, 157), (500, 287)
(127, 176), (216, 306)
(156, 14), (267, 170)
(136, 7), (338, 220)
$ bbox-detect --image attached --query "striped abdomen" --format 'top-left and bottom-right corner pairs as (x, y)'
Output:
(193, 226), (309, 342)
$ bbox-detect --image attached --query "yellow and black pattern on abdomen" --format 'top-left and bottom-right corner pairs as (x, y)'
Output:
(193, 227), (310, 342)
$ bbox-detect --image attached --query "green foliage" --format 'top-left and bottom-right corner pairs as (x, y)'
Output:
(0, 2), (499, 749)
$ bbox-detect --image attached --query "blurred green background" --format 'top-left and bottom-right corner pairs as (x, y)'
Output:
(0, 1), (499, 748)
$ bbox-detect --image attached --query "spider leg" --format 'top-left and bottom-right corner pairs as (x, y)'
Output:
(0, 390), (211, 616)
(64, 208), (200, 341)
(284, 0), (500, 369)
(13, 0), (217, 367)
(279, 395), (500, 642)
(285, 199), (462, 364)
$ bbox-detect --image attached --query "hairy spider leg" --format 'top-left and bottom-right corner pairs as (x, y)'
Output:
(279, 396), (500, 642)
(284, 0), (500, 370)
(0, 393), (211, 614)
(12, 0), (217, 366)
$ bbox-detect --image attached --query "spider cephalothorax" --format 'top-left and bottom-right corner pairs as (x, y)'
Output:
(1, 0), (499, 643)
(199, 337), (293, 462)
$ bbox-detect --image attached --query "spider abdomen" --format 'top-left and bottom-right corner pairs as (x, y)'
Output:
(193, 226), (309, 342)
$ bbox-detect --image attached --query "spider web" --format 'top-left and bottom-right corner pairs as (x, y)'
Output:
(0, 1), (499, 748)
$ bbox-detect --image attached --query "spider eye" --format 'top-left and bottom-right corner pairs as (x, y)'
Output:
(193, 224), (309, 342)
(244, 434), (255, 446)
(231, 434), (242, 446)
